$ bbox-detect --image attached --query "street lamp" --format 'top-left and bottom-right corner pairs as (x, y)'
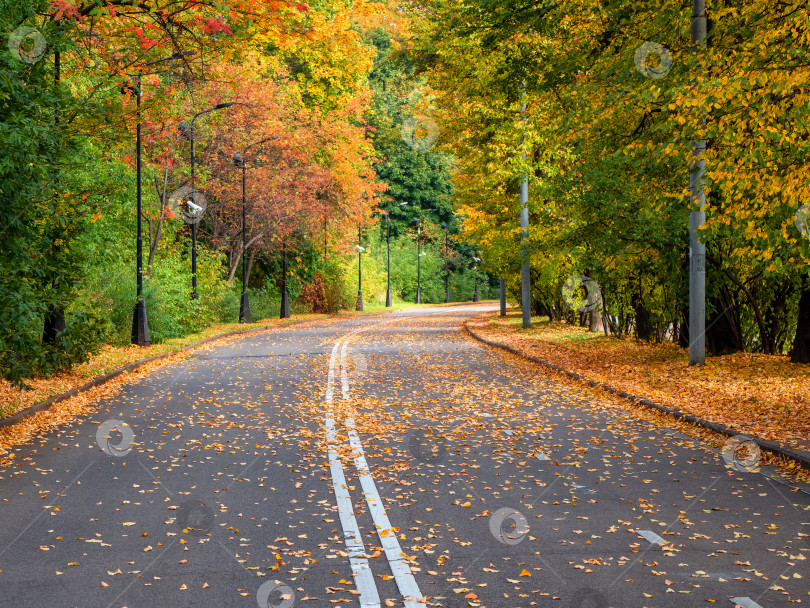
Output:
(232, 136), (278, 324)
(382, 201), (407, 307)
(383, 211), (392, 307)
(441, 223), (449, 303)
(356, 226), (364, 312)
(414, 217), (422, 304)
(179, 101), (235, 301)
(473, 256), (481, 302)
(123, 51), (196, 345)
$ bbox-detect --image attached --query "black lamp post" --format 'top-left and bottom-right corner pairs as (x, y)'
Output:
(414, 217), (422, 304)
(123, 52), (195, 345)
(179, 101), (235, 301)
(232, 151), (251, 323)
(232, 136), (277, 323)
(356, 226), (365, 311)
(122, 76), (150, 346)
(441, 223), (450, 303)
(281, 247), (290, 318)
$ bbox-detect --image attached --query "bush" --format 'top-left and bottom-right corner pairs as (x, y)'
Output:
(300, 260), (352, 313)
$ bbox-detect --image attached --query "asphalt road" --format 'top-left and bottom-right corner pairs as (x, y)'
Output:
(0, 305), (807, 608)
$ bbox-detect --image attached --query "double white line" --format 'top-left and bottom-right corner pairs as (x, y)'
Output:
(325, 326), (423, 608)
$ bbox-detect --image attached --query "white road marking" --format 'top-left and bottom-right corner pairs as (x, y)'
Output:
(325, 338), (381, 608)
(340, 338), (425, 607)
(637, 530), (667, 545)
(730, 598), (765, 608)
(535, 452), (551, 461)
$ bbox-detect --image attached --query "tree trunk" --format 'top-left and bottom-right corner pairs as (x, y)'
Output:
(245, 249), (256, 288)
(632, 290), (653, 341)
(705, 287), (742, 355)
(790, 281), (810, 363)
(226, 245), (241, 284)
(762, 283), (787, 355)
(147, 169), (170, 271)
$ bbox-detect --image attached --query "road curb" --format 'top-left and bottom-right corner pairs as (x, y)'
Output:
(464, 321), (810, 471)
(0, 316), (329, 430)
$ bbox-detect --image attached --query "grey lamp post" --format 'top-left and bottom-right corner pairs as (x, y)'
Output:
(232, 136), (277, 323)
(384, 211), (392, 307)
(473, 257), (481, 302)
(356, 226), (365, 311)
(179, 101), (235, 300)
(414, 218), (422, 304)
(441, 223), (450, 303)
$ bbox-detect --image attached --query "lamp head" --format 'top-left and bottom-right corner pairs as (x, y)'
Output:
(178, 121), (192, 140)
(233, 152), (244, 167)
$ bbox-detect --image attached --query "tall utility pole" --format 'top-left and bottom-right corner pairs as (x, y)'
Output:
(131, 73), (149, 344)
(520, 84), (531, 328)
(689, 0), (707, 365)
(385, 212), (393, 307)
(500, 278), (506, 316)
(415, 218), (422, 304)
(356, 225), (364, 312)
(441, 223), (450, 303)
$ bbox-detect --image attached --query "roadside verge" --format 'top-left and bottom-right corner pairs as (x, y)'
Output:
(464, 315), (810, 472)
(0, 315), (334, 429)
